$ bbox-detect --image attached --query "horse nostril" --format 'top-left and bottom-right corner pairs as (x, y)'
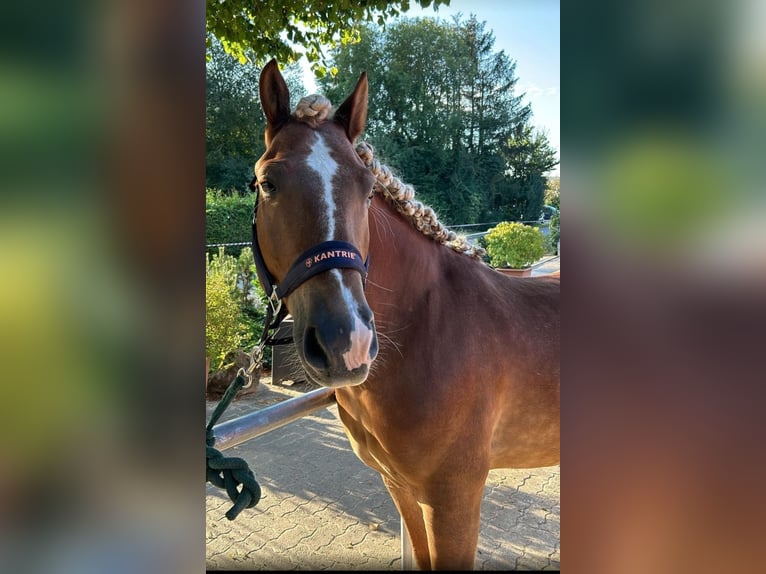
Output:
(303, 326), (329, 371)
(358, 307), (374, 329)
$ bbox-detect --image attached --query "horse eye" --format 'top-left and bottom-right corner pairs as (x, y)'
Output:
(259, 181), (276, 196)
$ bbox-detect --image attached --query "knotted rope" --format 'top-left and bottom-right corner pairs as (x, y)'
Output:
(206, 373), (262, 520)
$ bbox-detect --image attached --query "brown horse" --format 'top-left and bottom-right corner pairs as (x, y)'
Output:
(253, 60), (560, 570)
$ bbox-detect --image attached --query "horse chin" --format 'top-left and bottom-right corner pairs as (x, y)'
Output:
(301, 362), (370, 389)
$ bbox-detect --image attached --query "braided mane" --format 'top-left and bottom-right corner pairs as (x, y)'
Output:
(293, 95), (487, 261)
(294, 94), (332, 127)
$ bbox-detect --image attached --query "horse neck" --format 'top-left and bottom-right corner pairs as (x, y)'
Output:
(366, 195), (444, 322)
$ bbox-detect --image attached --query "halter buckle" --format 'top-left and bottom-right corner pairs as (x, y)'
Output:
(268, 285), (282, 317)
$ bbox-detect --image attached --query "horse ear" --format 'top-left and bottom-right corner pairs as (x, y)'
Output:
(334, 71), (368, 143)
(259, 59), (291, 145)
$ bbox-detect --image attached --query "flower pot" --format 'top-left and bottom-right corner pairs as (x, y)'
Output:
(496, 267), (533, 277)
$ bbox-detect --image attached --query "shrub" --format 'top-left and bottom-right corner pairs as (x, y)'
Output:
(205, 246), (272, 372)
(206, 249), (246, 371)
(235, 247), (264, 309)
(485, 221), (547, 268)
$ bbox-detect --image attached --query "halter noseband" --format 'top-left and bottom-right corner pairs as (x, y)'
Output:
(252, 232), (369, 302)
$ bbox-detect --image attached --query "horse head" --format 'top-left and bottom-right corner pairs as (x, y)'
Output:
(253, 59), (378, 388)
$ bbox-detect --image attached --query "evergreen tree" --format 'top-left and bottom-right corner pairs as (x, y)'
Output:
(320, 16), (553, 224)
(502, 125), (558, 222)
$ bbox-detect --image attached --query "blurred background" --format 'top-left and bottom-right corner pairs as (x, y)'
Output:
(0, 0), (764, 572)
(563, 1), (766, 572)
(565, 0), (765, 273)
(0, 0), (204, 572)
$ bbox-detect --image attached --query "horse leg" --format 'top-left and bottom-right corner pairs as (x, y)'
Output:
(418, 476), (487, 570)
(381, 475), (432, 570)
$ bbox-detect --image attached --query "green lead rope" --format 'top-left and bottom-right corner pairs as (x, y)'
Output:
(206, 373), (262, 520)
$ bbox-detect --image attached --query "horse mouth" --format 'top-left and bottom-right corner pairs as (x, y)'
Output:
(296, 322), (377, 388)
(301, 360), (371, 388)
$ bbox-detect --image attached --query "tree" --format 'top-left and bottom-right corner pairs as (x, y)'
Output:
(206, 11), (558, 223)
(206, 0), (450, 74)
(501, 125), (559, 222)
(545, 176), (560, 209)
(455, 15), (532, 222)
(206, 37), (307, 193)
(319, 15), (535, 224)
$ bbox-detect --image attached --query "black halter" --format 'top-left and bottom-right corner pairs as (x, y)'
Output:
(250, 179), (370, 341)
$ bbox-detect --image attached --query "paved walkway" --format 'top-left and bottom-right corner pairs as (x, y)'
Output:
(206, 258), (560, 571)
(531, 255), (560, 277)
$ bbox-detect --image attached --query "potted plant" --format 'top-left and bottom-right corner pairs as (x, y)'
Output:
(484, 221), (547, 277)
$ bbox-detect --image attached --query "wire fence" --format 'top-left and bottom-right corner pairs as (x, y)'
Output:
(206, 241), (252, 249)
(206, 220), (551, 250)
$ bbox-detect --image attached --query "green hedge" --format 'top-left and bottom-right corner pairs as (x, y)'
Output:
(206, 188), (255, 257)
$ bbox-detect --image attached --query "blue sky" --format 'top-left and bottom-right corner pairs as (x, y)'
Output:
(406, 0), (560, 175)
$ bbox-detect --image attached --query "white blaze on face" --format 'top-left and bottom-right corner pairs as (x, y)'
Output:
(305, 133), (374, 372)
(305, 132), (338, 241)
(340, 286), (374, 371)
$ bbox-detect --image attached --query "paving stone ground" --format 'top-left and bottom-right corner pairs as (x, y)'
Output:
(206, 385), (559, 571)
(206, 258), (560, 571)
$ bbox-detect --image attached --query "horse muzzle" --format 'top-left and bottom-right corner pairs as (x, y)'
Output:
(250, 231), (377, 387)
(296, 305), (378, 388)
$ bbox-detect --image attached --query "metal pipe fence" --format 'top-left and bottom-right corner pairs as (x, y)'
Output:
(211, 387), (336, 451)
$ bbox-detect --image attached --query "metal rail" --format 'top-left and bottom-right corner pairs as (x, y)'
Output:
(211, 387), (336, 451)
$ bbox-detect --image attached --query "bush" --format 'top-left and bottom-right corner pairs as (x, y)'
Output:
(485, 221), (547, 268)
(205, 189), (256, 257)
(205, 246), (272, 373)
(206, 249), (246, 371)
